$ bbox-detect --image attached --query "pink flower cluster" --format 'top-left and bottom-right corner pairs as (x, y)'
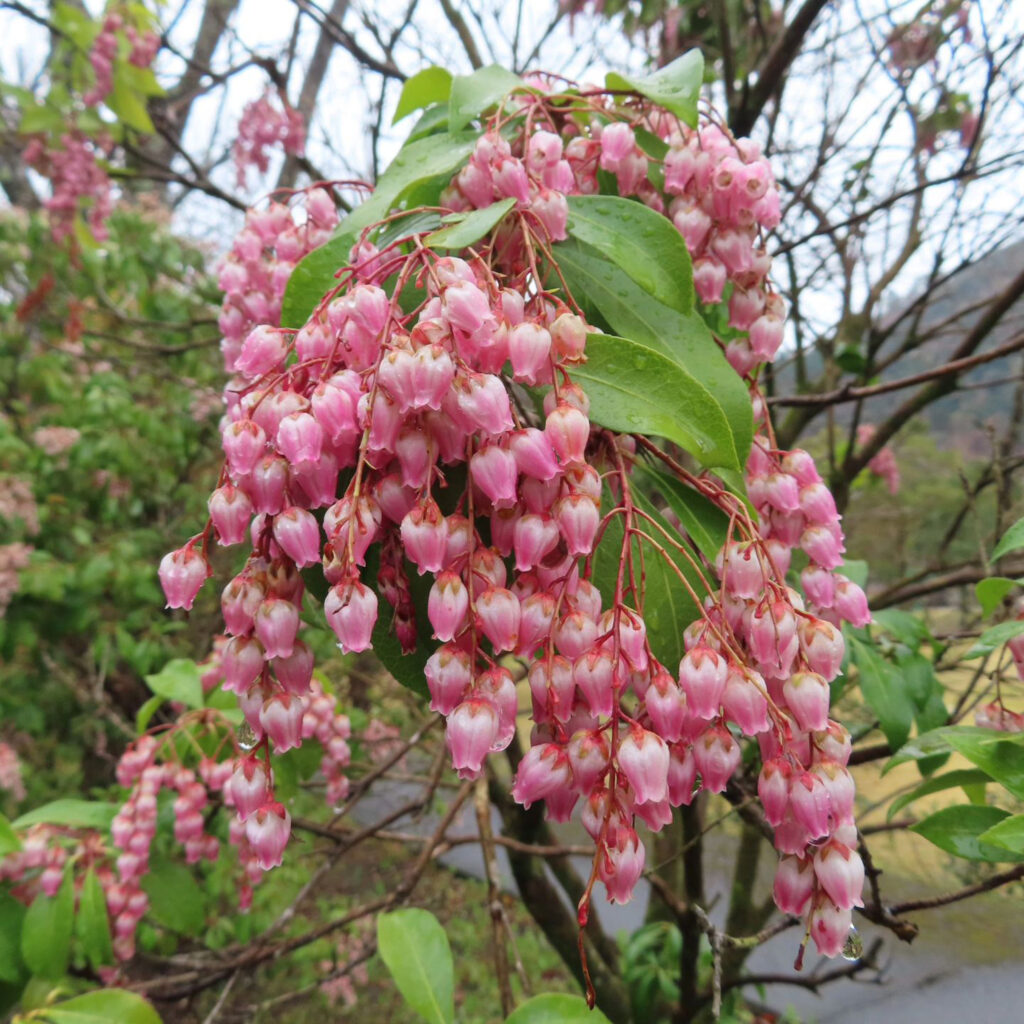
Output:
(0, 741), (25, 800)
(233, 92), (307, 189)
(84, 13), (121, 106)
(216, 189), (338, 372)
(161, 85), (870, 958)
(24, 133), (114, 243)
(856, 424), (900, 495)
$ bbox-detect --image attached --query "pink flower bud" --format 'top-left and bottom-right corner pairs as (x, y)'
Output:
(833, 577), (870, 627)
(324, 580), (378, 653)
(783, 671), (830, 733)
(512, 743), (573, 808)
(789, 771), (832, 839)
(446, 698), (500, 777)
(512, 513), (560, 572)
(693, 725), (741, 793)
(600, 122), (635, 165)
(508, 322), (552, 384)
(801, 618), (845, 680)
(493, 157), (531, 205)
(723, 667), (769, 735)
(598, 825), (645, 905)
(618, 726), (669, 805)
(222, 635), (265, 694)
(616, 608), (648, 672)
(749, 315), (784, 362)
(801, 525), (845, 570)
(248, 455), (289, 515)
(276, 412), (323, 467)
(425, 644), (472, 715)
(209, 484), (253, 546)
(475, 585), (521, 652)
(645, 671), (687, 743)
(428, 571), (469, 641)
(531, 188), (569, 240)
(236, 325), (289, 378)
(517, 590), (557, 656)
(545, 403), (590, 464)
(223, 419), (267, 477)
(554, 493), (600, 556)
(554, 609), (598, 659)
(159, 542), (211, 612)
(678, 645), (728, 720)
(667, 743), (697, 806)
(470, 444), (518, 508)
(693, 257), (727, 304)
(801, 565), (836, 608)
(772, 855), (815, 915)
(226, 756), (271, 821)
(259, 692), (305, 752)
(312, 378), (358, 442)
(401, 501), (448, 575)
(443, 281), (492, 334)
(574, 646), (617, 719)
(254, 596), (299, 659)
(273, 640), (314, 694)
(758, 757), (792, 826)
(450, 372), (513, 435)
(245, 801), (291, 869)
(809, 895), (853, 958)
(272, 507), (321, 567)
(529, 654), (575, 724)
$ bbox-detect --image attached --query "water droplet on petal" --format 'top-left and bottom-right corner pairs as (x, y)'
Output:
(841, 926), (863, 961)
(237, 721), (258, 751)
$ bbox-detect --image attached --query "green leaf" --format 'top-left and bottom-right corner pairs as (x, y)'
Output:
(849, 637), (914, 750)
(572, 332), (742, 471)
(964, 619), (1024, 659)
(143, 658), (203, 709)
(22, 868), (74, 979)
(910, 805), (1024, 863)
(992, 515), (1024, 561)
(425, 198), (515, 249)
(107, 80), (154, 134)
(632, 464), (729, 562)
(605, 50), (704, 127)
(978, 812), (1024, 854)
(872, 609), (930, 648)
(135, 694), (163, 734)
(140, 860), (206, 936)
(0, 894), (26, 984)
(592, 486), (703, 671)
(363, 548), (435, 699)
(887, 769), (992, 821)
(886, 724), (1024, 772)
(282, 132), (479, 327)
(554, 238), (751, 464)
(376, 909), (454, 1024)
(448, 65), (525, 132)
(0, 813), (21, 855)
(976, 577), (1019, 617)
(565, 195), (693, 313)
(76, 869), (114, 970)
(39, 989), (163, 1024)
(19, 104), (65, 134)
(944, 732), (1024, 800)
(505, 993), (613, 1024)
(13, 800), (119, 831)
(394, 67), (453, 123)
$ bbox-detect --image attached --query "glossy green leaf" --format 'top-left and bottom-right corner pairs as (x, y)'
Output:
(394, 66), (453, 123)
(108, 80), (154, 134)
(632, 463), (729, 562)
(144, 658), (203, 709)
(605, 50), (704, 127)
(572, 332), (741, 471)
(849, 637), (914, 750)
(872, 609), (931, 648)
(39, 989), (163, 1024)
(886, 725), (1024, 772)
(425, 197), (515, 249)
(0, 894), (26, 983)
(964, 619), (1024, 659)
(377, 909), (454, 1024)
(944, 732), (1024, 799)
(910, 805), (1024, 863)
(282, 132), (479, 327)
(505, 993), (613, 1024)
(363, 547), (434, 699)
(565, 195), (693, 313)
(76, 869), (114, 969)
(975, 577), (1019, 617)
(448, 65), (524, 132)
(135, 694), (163, 735)
(887, 769), (992, 821)
(0, 813), (20, 855)
(978, 812), (1024, 853)
(13, 800), (119, 831)
(140, 860), (206, 936)
(22, 868), (74, 979)
(592, 486), (703, 671)
(992, 515), (1024, 561)
(554, 239), (751, 465)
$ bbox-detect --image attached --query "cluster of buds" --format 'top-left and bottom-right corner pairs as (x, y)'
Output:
(162, 75), (869, 960)
(83, 13), (121, 106)
(856, 424), (901, 495)
(233, 91), (306, 189)
(216, 189), (338, 372)
(24, 132), (115, 243)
